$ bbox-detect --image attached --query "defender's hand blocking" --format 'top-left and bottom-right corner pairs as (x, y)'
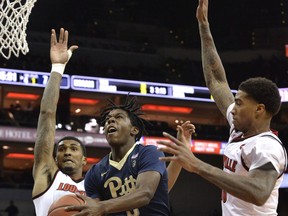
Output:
(177, 120), (195, 145)
(158, 122), (199, 174)
(50, 28), (78, 65)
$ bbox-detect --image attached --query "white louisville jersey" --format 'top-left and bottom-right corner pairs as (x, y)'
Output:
(33, 170), (85, 216)
(222, 103), (287, 216)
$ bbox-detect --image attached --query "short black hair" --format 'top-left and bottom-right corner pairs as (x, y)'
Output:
(53, 136), (87, 157)
(100, 95), (148, 142)
(239, 77), (281, 116)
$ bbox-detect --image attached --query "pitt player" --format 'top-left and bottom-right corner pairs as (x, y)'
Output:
(69, 97), (171, 215)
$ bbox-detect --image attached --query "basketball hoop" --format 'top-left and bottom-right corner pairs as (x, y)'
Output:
(0, 0), (37, 60)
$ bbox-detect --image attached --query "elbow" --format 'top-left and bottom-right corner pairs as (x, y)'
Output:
(251, 192), (270, 206)
(40, 108), (55, 117)
(253, 199), (267, 207)
(40, 98), (57, 115)
(140, 190), (154, 206)
(254, 199), (269, 207)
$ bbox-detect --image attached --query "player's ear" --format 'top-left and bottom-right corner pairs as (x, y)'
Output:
(131, 126), (139, 136)
(256, 103), (265, 114)
(82, 157), (87, 166)
(55, 157), (58, 164)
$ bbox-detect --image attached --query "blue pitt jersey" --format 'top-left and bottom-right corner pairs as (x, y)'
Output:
(85, 143), (170, 216)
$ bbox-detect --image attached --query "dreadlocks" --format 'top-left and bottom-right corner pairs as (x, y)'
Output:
(100, 95), (148, 142)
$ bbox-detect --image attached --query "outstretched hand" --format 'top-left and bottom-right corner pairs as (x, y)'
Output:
(177, 120), (195, 145)
(158, 124), (200, 173)
(196, 0), (209, 24)
(50, 28), (78, 64)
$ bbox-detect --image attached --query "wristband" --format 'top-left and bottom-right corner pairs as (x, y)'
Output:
(51, 63), (65, 75)
(51, 49), (73, 75)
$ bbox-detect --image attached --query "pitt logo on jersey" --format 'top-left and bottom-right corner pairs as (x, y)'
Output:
(104, 175), (140, 215)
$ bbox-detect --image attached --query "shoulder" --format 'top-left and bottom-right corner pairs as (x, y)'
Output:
(137, 143), (157, 150)
(255, 132), (283, 150)
(243, 132), (286, 163)
(245, 132), (287, 174)
(257, 132), (281, 143)
(255, 133), (286, 161)
(98, 154), (110, 163)
(136, 144), (162, 155)
(239, 132), (284, 160)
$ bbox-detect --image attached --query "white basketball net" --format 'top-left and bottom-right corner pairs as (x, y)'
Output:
(0, 0), (37, 60)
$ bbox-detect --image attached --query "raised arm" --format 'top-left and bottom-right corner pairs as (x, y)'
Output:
(32, 28), (78, 197)
(167, 121), (195, 192)
(197, 0), (234, 116)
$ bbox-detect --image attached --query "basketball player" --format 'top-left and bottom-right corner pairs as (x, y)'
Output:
(66, 97), (187, 215)
(33, 28), (194, 216)
(32, 28), (84, 216)
(157, 0), (287, 215)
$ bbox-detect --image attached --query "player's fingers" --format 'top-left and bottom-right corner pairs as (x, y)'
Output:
(65, 205), (86, 212)
(71, 212), (85, 216)
(162, 132), (185, 146)
(182, 121), (191, 127)
(69, 45), (79, 52)
(159, 156), (177, 162)
(199, 0), (204, 9)
(66, 46), (78, 63)
(157, 140), (177, 148)
(63, 29), (69, 45)
(59, 28), (64, 43)
(50, 29), (56, 46)
(184, 123), (195, 131)
(157, 145), (179, 155)
(177, 125), (184, 136)
(75, 193), (86, 202)
(185, 123), (194, 129)
(178, 126), (188, 140)
(192, 124), (196, 131)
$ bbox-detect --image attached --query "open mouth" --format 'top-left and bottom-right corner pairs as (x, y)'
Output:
(107, 126), (117, 134)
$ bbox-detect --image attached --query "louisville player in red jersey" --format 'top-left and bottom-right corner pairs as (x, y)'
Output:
(157, 0), (287, 215)
(32, 28), (84, 216)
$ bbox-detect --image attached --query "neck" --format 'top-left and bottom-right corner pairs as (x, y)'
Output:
(62, 168), (83, 181)
(242, 122), (271, 138)
(111, 140), (135, 162)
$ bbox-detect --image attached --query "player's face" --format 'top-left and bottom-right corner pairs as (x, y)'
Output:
(231, 90), (259, 134)
(104, 109), (138, 146)
(55, 140), (86, 175)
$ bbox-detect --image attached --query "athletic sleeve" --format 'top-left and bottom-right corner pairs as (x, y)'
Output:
(138, 145), (167, 176)
(247, 137), (286, 175)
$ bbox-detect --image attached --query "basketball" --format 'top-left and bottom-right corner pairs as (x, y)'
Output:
(48, 194), (85, 216)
